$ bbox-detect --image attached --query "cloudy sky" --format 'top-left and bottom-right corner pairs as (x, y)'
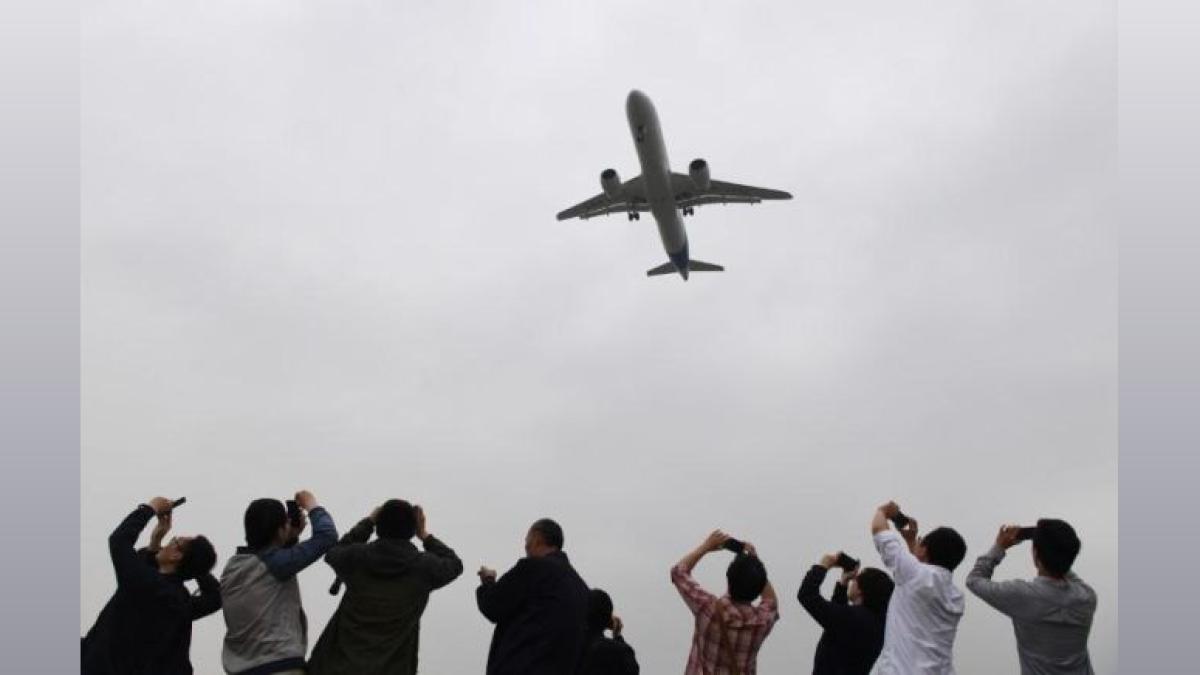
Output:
(82, 2), (1115, 673)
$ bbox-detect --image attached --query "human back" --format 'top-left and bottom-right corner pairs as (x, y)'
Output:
(476, 518), (590, 675)
(307, 499), (463, 675)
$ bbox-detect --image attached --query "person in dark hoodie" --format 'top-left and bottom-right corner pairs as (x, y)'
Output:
(220, 489), (338, 675)
(578, 588), (640, 675)
(476, 518), (590, 675)
(81, 496), (221, 675)
(797, 552), (895, 675)
(307, 499), (463, 675)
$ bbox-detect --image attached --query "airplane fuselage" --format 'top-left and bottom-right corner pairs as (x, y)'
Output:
(626, 90), (692, 277)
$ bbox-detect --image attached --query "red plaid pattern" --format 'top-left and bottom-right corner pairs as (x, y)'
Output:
(671, 563), (779, 675)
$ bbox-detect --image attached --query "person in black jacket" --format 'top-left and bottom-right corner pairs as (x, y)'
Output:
(82, 496), (221, 675)
(476, 518), (590, 675)
(797, 551), (894, 675)
(578, 588), (639, 675)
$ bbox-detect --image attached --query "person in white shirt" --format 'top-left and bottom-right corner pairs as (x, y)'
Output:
(869, 501), (967, 675)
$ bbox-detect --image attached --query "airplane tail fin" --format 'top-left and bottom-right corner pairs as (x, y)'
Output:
(645, 259), (725, 277)
(646, 262), (677, 277)
(687, 259), (724, 273)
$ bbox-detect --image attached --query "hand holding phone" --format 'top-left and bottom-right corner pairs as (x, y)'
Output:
(836, 552), (860, 571)
(286, 499), (303, 528)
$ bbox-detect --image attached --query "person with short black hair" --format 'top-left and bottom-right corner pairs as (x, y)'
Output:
(578, 588), (640, 675)
(220, 490), (337, 674)
(670, 530), (779, 675)
(477, 517), (590, 675)
(966, 520), (1097, 674)
(870, 501), (966, 674)
(82, 497), (221, 675)
(797, 552), (894, 674)
(307, 499), (462, 675)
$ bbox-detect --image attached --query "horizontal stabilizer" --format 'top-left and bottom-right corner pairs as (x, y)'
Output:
(646, 261), (677, 276)
(687, 259), (724, 272)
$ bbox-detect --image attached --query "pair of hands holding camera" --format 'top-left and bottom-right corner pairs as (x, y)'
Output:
(880, 500), (921, 552)
(701, 529), (758, 556)
(144, 496), (186, 552)
(819, 552), (860, 584)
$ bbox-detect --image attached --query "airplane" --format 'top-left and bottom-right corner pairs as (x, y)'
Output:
(556, 90), (792, 280)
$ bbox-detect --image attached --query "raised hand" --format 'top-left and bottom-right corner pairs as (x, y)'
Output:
(415, 504), (428, 540)
(294, 490), (318, 511)
(610, 614), (624, 636)
(996, 524), (1022, 550)
(702, 529), (730, 552)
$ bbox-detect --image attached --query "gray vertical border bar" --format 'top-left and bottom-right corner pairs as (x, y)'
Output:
(0, 0), (79, 671)
(1121, 0), (1200, 672)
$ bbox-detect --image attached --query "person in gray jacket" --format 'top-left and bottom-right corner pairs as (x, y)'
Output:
(220, 490), (338, 675)
(966, 519), (1097, 675)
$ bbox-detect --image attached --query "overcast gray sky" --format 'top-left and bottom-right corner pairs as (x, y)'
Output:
(82, 2), (1115, 673)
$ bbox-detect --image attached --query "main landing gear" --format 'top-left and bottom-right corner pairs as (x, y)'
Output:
(627, 212), (640, 221)
(681, 206), (695, 217)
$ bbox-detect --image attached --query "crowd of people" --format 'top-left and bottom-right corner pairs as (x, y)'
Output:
(81, 494), (1098, 675)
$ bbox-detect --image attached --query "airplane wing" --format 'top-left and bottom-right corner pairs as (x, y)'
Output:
(556, 176), (649, 221)
(671, 173), (792, 210)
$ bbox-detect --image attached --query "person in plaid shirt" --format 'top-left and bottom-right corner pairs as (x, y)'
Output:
(670, 530), (780, 675)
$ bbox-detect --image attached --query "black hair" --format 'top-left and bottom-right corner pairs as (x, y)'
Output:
(1033, 518), (1081, 577)
(530, 518), (564, 550)
(726, 553), (768, 602)
(587, 588), (614, 632)
(376, 499), (417, 540)
(922, 527), (967, 572)
(855, 567), (895, 614)
(178, 535), (217, 580)
(244, 498), (287, 549)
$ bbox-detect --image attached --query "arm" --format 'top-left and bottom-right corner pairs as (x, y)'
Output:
(874, 529), (922, 586)
(831, 577), (849, 606)
(965, 544), (1038, 618)
(189, 571), (223, 620)
(146, 512), (171, 554)
(671, 531), (729, 613)
(675, 542), (710, 575)
(476, 558), (535, 624)
(262, 506), (338, 580)
(109, 504), (160, 591)
(966, 525), (1040, 618)
(420, 534), (464, 589)
(670, 563), (717, 615)
(760, 578), (778, 609)
(324, 517), (374, 576)
(871, 506), (891, 535)
(797, 564), (845, 628)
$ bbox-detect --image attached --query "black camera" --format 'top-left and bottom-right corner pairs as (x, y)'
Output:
(286, 500), (303, 528)
(1015, 526), (1037, 543)
(889, 511), (911, 529)
(836, 552), (860, 571)
(723, 537), (746, 555)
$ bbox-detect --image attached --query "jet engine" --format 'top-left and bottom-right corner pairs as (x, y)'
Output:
(688, 159), (711, 192)
(601, 169), (622, 198)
